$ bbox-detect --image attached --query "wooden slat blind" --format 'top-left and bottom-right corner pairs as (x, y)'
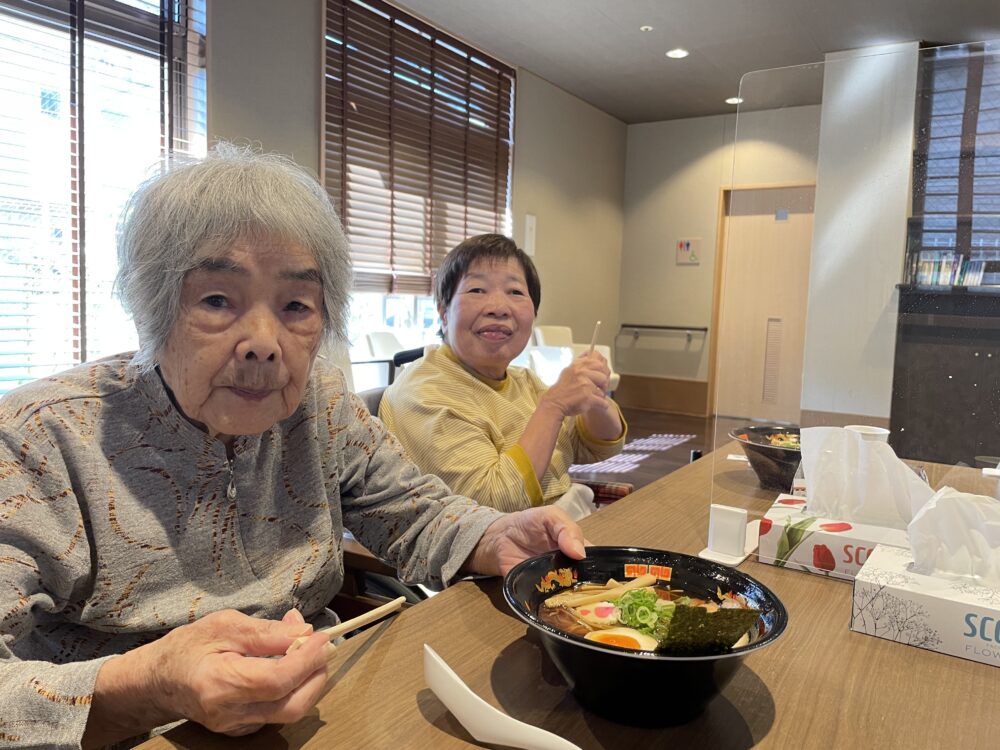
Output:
(323, 0), (514, 294)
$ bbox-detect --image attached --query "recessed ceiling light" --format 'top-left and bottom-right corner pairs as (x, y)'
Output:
(639, 25), (653, 32)
(726, 97), (744, 105)
(666, 48), (689, 59)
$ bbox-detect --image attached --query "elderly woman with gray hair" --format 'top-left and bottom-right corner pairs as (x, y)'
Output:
(0, 145), (586, 749)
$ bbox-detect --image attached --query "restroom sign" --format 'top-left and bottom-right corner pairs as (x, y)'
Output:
(676, 237), (701, 265)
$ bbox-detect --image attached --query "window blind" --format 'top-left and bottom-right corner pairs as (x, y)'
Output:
(0, 0), (206, 393)
(323, 0), (515, 294)
(912, 42), (1000, 271)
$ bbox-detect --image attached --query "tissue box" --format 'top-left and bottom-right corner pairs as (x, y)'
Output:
(757, 494), (909, 580)
(852, 545), (1000, 668)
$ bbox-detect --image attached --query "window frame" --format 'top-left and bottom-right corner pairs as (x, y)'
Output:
(0, 0), (205, 374)
(910, 42), (1000, 285)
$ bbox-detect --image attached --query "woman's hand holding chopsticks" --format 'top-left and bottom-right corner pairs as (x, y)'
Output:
(514, 344), (621, 483)
(83, 607), (331, 745)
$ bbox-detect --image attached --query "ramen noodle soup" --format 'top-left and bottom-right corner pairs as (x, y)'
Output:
(537, 573), (761, 655)
(766, 432), (800, 449)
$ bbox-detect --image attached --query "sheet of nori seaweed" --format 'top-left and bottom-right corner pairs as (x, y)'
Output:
(658, 605), (761, 654)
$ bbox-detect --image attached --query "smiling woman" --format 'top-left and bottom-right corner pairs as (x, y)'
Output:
(379, 234), (627, 517)
(0, 145), (589, 750)
(441, 254), (537, 380)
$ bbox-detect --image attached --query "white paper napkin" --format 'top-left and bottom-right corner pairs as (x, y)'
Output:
(800, 426), (933, 529)
(909, 487), (1000, 586)
(553, 483), (597, 521)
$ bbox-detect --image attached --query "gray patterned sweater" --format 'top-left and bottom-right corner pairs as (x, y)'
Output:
(0, 354), (503, 748)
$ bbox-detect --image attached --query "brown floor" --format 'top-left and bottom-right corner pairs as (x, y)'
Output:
(569, 407), (748, 491)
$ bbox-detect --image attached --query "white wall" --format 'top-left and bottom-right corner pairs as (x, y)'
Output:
(619, 105), (821, 381)
(207, 0), (323, 174)
(800, 43), (918, 419)
(510, 70), (626, 350)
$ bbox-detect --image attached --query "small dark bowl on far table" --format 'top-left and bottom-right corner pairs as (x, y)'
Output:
(729, 425), (801, 492)
(502, 546), (788, 726)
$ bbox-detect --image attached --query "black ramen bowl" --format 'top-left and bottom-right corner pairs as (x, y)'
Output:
(502, 546), (788, 726)
(729, 424), (801, 491)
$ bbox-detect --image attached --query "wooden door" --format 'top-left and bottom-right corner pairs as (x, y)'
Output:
(714, 186), (815, 423)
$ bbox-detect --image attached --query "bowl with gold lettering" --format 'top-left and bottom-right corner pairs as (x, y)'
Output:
(503, 546), (787, 725)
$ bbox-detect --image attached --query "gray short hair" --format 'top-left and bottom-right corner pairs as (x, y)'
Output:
(115, 143), (352, 371)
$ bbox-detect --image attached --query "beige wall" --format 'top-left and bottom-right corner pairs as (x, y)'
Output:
(207, 5), (626, 352)
(202, 5), (909, 422)
(619, 105), (821, 382)
(207, 0), (322, 175)
(510, 70), (627, 349)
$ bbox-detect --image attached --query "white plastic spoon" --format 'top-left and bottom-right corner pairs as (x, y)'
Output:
(423, 644), (581, 750)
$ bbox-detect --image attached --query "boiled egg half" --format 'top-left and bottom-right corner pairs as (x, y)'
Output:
(584, 626), (657, 651)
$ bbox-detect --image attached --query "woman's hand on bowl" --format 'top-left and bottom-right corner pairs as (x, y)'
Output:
(464, 506), (588, 577)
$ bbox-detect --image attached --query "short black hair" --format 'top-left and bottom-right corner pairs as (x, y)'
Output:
(435, 233), (541, 314)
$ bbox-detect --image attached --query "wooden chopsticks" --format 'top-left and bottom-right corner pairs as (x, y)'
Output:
(285, 595), (407, 655)
(587, 320), (602, 354)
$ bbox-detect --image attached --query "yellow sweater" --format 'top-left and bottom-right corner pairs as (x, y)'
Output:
(379, 344), (625, 512)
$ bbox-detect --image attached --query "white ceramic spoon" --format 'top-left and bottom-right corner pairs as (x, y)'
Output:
(423, 644), (581, 750)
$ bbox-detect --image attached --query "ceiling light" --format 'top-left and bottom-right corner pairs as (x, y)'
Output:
(726, 97), (744, 105)
(666, 48), (689, 59)
(639, 25), (653, 32)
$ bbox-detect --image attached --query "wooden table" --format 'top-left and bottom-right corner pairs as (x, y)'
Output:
(141, 447), (1000, 749)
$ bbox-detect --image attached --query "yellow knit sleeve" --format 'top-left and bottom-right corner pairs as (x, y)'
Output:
(575, 400), (628, 446)
(504, 444), (544, 507)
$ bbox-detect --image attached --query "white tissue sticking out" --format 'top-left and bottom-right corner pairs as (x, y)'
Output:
(800, 427), (933, 529)
(554, 484), (598, 522)
(909, 487), (1000, 586)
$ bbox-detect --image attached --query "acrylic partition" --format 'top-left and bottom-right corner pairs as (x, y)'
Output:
(708, 41), (1000, 566)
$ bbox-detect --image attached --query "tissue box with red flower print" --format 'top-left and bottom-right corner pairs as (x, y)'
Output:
(757, 493), (909, 581)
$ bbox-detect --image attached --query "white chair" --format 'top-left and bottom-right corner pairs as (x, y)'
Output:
(367, 331), (405, 360)
(526, 344), (620, 391)
(321, 339), (355, 392)
(348, 337), (373, 362)
(528, 345), (575, 386)
(571, 343), (621, 392)
(510, 344), (532, 370)
(533, 325), (574, 347)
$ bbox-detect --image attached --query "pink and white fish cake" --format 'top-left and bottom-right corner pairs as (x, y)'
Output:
(574, 601), (620, 628)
